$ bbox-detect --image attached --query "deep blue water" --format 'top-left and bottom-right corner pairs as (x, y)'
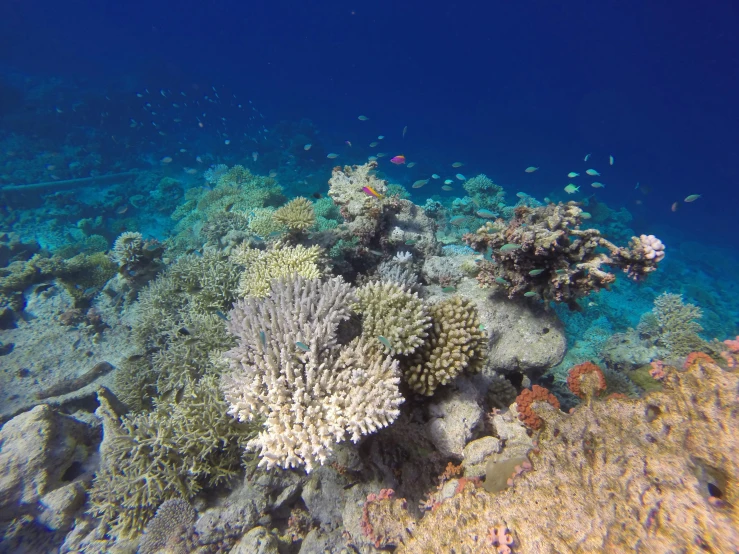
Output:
(3, 0), (737, 246)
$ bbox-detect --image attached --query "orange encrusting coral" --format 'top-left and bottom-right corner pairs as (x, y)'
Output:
(684, 351), (713, 369)
(566, 361), (607, 399)
(515, 385), (560, 429)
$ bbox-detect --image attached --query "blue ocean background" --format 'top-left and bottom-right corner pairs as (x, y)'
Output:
(1, 0), (738, 327)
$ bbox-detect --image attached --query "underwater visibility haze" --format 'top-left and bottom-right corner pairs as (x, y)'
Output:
(0, 0), (738, 552)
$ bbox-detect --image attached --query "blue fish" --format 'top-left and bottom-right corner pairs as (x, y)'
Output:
(296, 341), (310, 352)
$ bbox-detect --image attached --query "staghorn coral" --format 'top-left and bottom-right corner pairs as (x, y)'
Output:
(463, 202), (664, 309)
(246, 206), (286, 237)
(89, 373), (256, 538)
(230, 242), (322, 298)
(401, 296), (487, 395)
(396, 355), (739, 553)
(221, 275), (404, 472)
(138, 499), (197, 554)
(355, 280), (431, 355)
(272, 196), (315, 232)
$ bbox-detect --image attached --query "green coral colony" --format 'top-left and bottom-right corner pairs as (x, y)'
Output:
(1, 158), (737, 554)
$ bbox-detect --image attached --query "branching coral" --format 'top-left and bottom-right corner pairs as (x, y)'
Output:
(221, 275), (404, 472)
(401, 296), (487, 395)
(230, 242), (322, 298)
(463, 202), (664, 309)
(89, 374), (256, 538)
(355, 280), (431, 355)
(272, 196), (315, 232)
(650, 292), (707, 356)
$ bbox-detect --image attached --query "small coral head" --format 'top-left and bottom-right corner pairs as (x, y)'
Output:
(566, 361), (606, 399)
(516, 385), (560, 429)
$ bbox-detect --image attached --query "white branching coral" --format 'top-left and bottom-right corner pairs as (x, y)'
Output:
(221, 275), (404, 472)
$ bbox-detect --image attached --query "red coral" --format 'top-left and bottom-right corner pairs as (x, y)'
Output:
(684, 351), (714, 369)
(516, 385), (560, 429)
(566, 362), (607, 399)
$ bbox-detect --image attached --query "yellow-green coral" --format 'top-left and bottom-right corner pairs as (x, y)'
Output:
(355, 281), (431, 355)
(402, 296), (487, 395)
(231, 243), (322, 298)
(272, 197), (315, 232)
(248, 207), (287, 237)
(89, 374), (257, 539)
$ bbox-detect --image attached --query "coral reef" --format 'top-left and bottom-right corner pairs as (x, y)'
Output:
(272, 196), (315, 232)
(514, 385), (560, 430)
(565, 361), (607, 399)
(401, 296), (487, 395)
(138, 498), (197, 554)
(390, 355), (739, 553)
(463, 202), (664, 309)
(354, 280), (431, 355)
(230, 242), (322, 298)
(221, 275), (404, 471)
(328, 161), (388, 244)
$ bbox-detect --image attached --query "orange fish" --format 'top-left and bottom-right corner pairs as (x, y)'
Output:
(362, 186), (383, 199)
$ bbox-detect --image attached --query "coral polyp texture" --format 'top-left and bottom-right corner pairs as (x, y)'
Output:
(221, 275), (404, 472)
(394, 355), (739, 553)
(463, 202), (664, 309)
(355, 280), (431, 355)
(230, 242), (322, 298)
(566, 361), (607, 399)
(401, 296), (487, 395)
(272, 196), (316, 231)
(515, 385), (561, 430)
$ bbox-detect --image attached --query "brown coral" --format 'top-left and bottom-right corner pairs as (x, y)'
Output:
(566, 361), (607, 399)
(361, 489), (415, 549)
(462, 202), (663, 309)
(515, 385), (560, 430)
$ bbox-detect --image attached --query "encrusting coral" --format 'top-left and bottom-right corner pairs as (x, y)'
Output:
(463, 202), (664, 309)
(401, 296), (487, 395)
(355, 280), (431, 355)
(388, 354), (739, 553)
(221, 275), (404, 472)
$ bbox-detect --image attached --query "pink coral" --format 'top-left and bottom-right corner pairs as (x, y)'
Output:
(724, 336), (739, 353)
(488, 525), (514, 553)
(650, 359), (667, 381)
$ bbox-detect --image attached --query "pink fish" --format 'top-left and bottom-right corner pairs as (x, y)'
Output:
(390, 155), (406, 165)
(362, 186), (383, 199)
